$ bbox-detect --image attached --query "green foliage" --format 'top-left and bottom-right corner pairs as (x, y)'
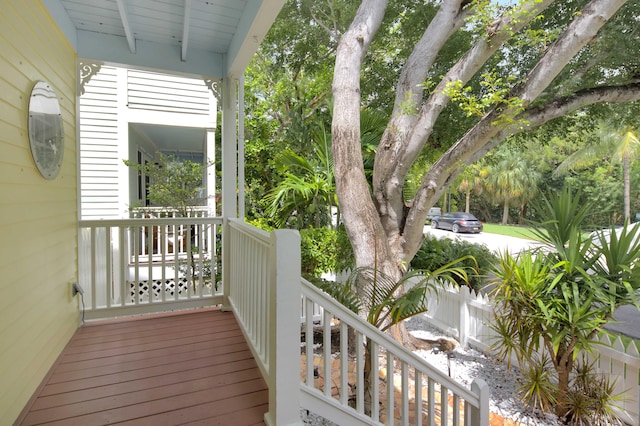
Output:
(490, 186), (640, 419)
(443, 71), (526, 126)
(300, 227), (354, 276)
(264, 124), (336, 229)
(555, 121), (640, 222)
(313, 261), (470, 332)
(124, 153), (207, 216)
(479, 147), (541, 224)
(411, 234), (496, 291)
(518, 354), (557, 414)
(565, 357), (626, 426)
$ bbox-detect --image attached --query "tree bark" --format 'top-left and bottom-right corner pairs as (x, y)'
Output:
(331, 0), (639, 350)
(332, 0), (392, 273)
(502, 202), (509, 225)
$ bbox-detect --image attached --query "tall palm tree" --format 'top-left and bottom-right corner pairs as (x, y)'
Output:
(555, 122), (640, 222)
(483, 150), (540, 224)
(457, 164), (486, 213)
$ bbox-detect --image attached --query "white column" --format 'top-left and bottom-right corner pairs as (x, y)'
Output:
(206, 128), (216, 216)
(466, 379), (490, 426)
(221, 77), (237, 308)
(237, 73), (245, 219)
(221, 77), (237, 218)
(265, 229), (302, 426)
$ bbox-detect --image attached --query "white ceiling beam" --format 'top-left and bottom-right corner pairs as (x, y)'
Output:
(181, 0), (191, 62)
(116, 0), (136, 53)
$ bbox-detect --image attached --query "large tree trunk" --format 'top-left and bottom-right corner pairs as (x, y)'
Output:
(332, 0), (636, 345)
(332, 0), (394, 273)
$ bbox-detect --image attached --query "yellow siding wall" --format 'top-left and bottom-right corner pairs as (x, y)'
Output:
(0, 1), (78, 423)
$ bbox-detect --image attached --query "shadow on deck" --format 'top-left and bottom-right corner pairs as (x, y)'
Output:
(16, 308), (268, 426)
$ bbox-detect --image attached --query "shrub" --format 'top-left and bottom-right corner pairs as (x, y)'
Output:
(300, 226), (354, 276)
(410, 234), (496, 291)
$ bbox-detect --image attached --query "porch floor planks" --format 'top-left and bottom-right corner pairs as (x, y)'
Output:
(18, 309), (268, 426)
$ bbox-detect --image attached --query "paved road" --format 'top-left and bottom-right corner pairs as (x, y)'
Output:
(423, 226), (640, 340)
(423, 226), (540, 254)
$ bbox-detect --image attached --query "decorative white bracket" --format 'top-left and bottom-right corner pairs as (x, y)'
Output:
(204, 78), (221, 102)
(78, 61), (103, 95)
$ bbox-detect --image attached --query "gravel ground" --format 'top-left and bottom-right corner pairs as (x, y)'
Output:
(405, 315), (560, 425)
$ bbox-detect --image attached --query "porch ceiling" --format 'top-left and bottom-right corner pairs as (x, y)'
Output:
(43, 0), (285, 79)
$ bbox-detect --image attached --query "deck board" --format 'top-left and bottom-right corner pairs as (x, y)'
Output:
(18, 309), (268, 426)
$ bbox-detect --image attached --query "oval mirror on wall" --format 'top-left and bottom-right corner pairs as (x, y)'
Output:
(28, 80), (64, 180)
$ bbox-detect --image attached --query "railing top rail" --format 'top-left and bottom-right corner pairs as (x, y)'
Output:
(79, 217), (224, 227)
(227, 218), (270, 245)
(301, 278), (482, 405)
(131, 206), (209, 211)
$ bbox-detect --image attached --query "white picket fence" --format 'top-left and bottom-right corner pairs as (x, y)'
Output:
(419, 281), (640, 425)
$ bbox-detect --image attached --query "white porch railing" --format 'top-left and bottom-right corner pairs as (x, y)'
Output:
(226, 219), (490, 426)
(78, 216), (223, 320)
(300, 282), (489, 426)
(226, 219), (302, 426)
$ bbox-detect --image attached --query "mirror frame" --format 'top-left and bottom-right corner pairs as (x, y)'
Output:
(28, 80), (64, 180)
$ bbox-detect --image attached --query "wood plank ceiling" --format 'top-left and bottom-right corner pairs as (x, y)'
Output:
(45, 0), (285, 78)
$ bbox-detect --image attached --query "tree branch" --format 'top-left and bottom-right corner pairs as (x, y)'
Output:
(403, 0), (632, 261)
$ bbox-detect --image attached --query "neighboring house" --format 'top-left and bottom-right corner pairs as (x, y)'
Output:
(79, 65), (218, 219)
(0, 1), (283, 423)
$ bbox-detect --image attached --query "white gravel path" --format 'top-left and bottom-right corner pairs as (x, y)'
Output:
(405, 315), (560, 425)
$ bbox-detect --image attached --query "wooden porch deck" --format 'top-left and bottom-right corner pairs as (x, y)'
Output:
(16, 308), (268, 426)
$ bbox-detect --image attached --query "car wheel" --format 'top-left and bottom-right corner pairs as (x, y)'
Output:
(431, 221), (438, 229)
(452, 224), (460, 233)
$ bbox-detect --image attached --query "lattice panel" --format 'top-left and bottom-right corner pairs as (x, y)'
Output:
(129, 278), (191, 301)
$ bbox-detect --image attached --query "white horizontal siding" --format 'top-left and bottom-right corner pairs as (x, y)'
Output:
(127, 69), (212, 115)
(79, 66), (121, 220)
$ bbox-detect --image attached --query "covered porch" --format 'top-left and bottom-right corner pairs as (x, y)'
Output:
(17, 309), (268, 425)
(18, 217), (490, 425)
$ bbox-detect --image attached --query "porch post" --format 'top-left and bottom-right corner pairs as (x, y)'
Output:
(237, 73), (245, 219)
(265, 229), (301, 426)
(221, 77), (237, 308)
(221, 77), (237, 219)
(466, 379), (490, 426)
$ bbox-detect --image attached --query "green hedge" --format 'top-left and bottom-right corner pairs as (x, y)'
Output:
(300, 227), (354, 276)
(410, 234), (496, 291)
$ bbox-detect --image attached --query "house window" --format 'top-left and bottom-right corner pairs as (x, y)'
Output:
(137, 150), (152, 206)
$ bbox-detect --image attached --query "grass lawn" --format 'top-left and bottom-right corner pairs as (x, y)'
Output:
(482, 223), (543, 241)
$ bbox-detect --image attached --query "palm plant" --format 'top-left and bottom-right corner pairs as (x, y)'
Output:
(555, 122), (640, 222)
(265, 123), (337, 229)
(313, 257), (471, 414)
(457, 164), (486, 214)
(490, 186), (640, 421)
(482, 149), (540, 224)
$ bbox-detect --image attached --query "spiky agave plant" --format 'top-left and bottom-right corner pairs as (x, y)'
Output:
(518, 354), (557, 414)
(564, 356), (626, 426)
